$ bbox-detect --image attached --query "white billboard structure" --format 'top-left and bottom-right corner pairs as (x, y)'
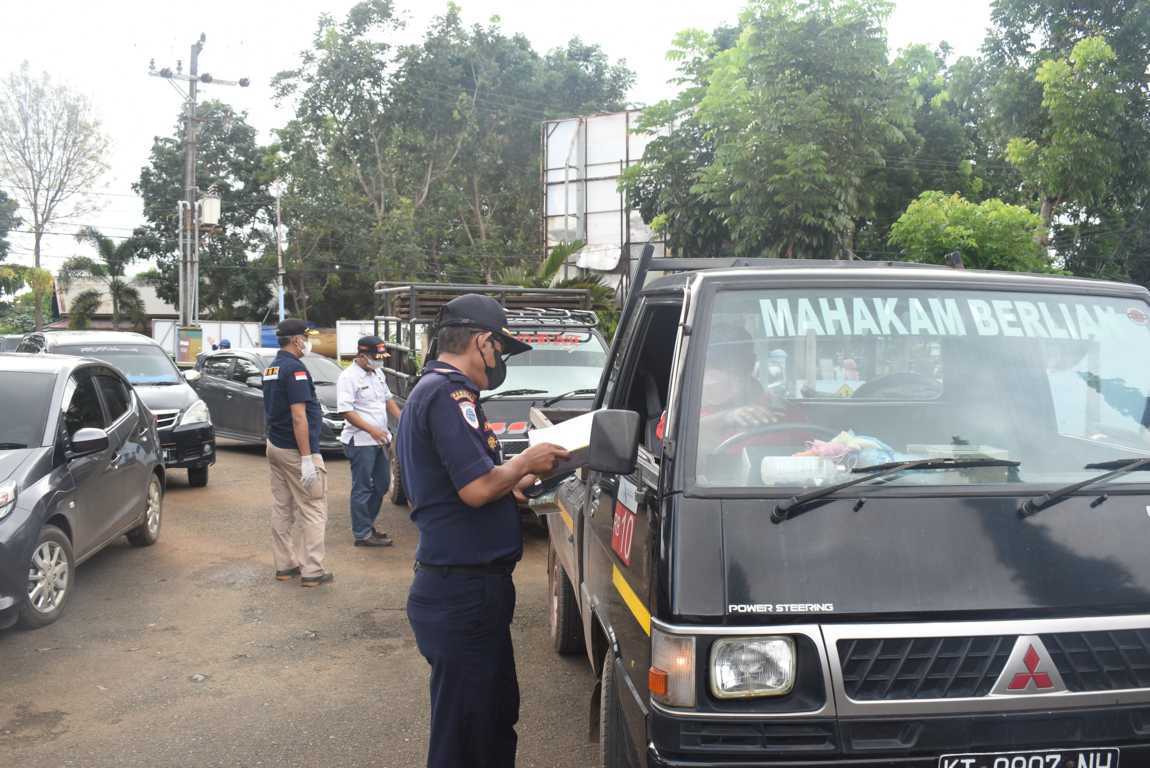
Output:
(543, 111), (665, 292)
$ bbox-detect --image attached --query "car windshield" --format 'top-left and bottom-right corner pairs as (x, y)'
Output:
(488, 331), (607, 397)
(693, 287), (1150, 490)
(54, 344), (182, 385)
(0, 372), (55, 448)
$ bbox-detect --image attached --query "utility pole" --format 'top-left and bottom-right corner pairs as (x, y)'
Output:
(149, 36), (249, 327)
(275, 195), (286, 323)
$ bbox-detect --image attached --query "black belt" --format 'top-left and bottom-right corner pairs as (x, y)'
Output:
(414, 561), (515, 576)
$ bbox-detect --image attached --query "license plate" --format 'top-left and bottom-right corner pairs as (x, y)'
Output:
(940, 748), (1118, 768)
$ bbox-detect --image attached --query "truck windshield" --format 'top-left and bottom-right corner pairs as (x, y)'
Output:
(488, 332), (607, 398)
(54, 344), (182, 385)
(693, 287), (1150, 490)
(0, 372), (54, 448)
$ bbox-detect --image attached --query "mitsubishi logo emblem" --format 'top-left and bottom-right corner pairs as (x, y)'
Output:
(991, 635), (1067, 696)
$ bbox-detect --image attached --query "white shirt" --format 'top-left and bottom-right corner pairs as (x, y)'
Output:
(336, 362), (394, 446)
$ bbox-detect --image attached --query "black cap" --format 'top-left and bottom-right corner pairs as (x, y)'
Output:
(356, 335), (388, 360)
(437, 294), (531, 356)
(276, 319), (318, 337)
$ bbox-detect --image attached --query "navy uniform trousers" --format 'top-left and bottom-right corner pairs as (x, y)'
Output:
(407, 568), (520, 767)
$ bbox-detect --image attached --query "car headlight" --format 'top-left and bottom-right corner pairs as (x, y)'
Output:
(650, 627), (696, 708)
(710, 636), (795, 699)
(0, 483), (16, 521)
(179, 399), (211, 427)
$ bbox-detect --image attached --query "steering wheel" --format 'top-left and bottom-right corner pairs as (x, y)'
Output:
(713, 423), (841, 455)
(852, 372), (941, 400)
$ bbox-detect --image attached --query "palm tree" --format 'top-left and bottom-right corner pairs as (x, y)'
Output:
(60, 227), (145, 330)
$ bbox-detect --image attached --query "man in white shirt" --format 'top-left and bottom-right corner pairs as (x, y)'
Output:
(337, 336), (403, 547)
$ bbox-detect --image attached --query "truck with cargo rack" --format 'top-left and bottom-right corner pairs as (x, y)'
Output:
(538, 245), (1150, 767)
(373, 282), (609, 507)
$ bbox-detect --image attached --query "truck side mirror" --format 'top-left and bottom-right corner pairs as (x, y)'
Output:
(587, 409), (640, 475)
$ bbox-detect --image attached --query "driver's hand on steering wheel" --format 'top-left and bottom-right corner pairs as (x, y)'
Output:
(724, 404), (780, 428)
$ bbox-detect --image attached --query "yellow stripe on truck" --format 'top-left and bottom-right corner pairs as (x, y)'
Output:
(612, 565), (651, 636)
(556, 497), (574, 534)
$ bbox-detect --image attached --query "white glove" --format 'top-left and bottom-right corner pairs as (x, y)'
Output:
(300, 454), (319, 488)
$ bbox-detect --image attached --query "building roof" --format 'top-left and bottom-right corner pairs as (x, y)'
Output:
(55, 277), (177, 318)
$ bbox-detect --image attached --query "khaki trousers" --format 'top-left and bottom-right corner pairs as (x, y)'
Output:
(266, 442), (328, 578)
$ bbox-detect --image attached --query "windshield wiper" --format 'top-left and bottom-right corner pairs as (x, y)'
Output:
(480, 388), (547, 403)
(542, 388), (597, 407)
(1018, 457), (1150, 518)
(772, 458), (1021, 524)
(0, 442), (28, 449)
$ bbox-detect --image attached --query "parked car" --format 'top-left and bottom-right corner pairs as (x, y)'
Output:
(17, 331), (216, 486)
(0, 334), (25, 352)
(191, 348), (346, 450)
(0, 354), (164, 629)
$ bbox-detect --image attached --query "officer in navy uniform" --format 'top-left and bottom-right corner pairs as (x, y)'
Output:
(263, 319), (333, 587)
(399, 295), (569, 768)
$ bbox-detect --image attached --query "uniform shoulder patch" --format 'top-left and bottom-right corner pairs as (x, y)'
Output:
(459, 401), (481, 429)
(450, 389), (475, 402)
(262, 366), (279, 381)
(293, 370), (309, 381)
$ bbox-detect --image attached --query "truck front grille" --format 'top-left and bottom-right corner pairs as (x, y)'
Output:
(839, 636), (1013, 700)
(1042, 629), (1150, 692)
(153, 409), (180, 431)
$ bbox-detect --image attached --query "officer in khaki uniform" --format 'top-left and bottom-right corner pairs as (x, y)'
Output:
(263, 319), (332, 587)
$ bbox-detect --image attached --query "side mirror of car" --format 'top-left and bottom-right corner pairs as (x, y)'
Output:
(183, 370), (202, 383)
(246, 375), (263, 389)
(587, 409), (640, 475)
(69, 427), (109, 457)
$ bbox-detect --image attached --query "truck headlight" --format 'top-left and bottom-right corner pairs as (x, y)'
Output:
(710, 636), (795, 699)
(0, 483), (16, 520)
(650, 627), (696, 708)
(179, 399), (211, 427)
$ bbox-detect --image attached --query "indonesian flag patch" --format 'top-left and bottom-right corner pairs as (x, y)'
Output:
(294, 370), (309, 381)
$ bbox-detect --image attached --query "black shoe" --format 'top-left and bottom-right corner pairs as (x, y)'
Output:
(275, 567), (301, 582)
(372, 528), (393, 544)
(355, 533), (393, 548)
(300, 572), (334, 588)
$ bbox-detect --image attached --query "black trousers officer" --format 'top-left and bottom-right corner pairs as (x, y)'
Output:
(408, 567), (519, 767)
(397, 294), (566, 768)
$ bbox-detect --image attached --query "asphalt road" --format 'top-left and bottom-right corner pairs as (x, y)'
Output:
(0, 442), (599, 768)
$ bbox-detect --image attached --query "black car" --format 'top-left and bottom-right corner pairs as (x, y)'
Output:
(0, 354), (164, 629)
(191, 348), (346, 450)
(18, 331), (216, 486)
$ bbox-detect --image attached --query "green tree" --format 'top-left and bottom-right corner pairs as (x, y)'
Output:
(0, 190), (17, 262)
(626, 0), (913, 259)
(58, 226), (144, 330)
(133, 101), (274, 320)
(1004, 37), (1123, 240)
(888, 191), (1049, 272)
(272, 2), (633, 324)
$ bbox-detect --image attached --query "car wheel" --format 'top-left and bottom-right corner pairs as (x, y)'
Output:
(188, 466), (209, 487)
(18, 525), (74, 629)
(127, 474), (163, 547)
(600, 650), (633, 768)
(548, 541), (584, 655)
(390, 454), (408, 506)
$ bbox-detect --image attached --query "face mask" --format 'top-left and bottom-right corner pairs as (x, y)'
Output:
(477, 335), (508, 390)
(367, 359), (385, 370)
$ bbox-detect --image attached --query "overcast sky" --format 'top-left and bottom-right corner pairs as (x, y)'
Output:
(0, 0), (993, 270)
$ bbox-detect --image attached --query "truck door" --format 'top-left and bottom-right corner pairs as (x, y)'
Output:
(584, 299), (681, 744)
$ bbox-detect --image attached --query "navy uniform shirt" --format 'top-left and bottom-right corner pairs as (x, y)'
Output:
(397, 361), (520, 566)
(263, 349), (322, 454)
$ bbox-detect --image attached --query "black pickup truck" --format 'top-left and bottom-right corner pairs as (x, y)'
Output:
(373, 283), (608, 506)
(540, 247), (1150, 767)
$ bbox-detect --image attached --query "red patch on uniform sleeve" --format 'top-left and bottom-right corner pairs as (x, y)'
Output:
(294, 371), (309, 381)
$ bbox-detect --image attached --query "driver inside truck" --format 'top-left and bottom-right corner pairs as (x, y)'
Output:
(697, 322), (782, 458)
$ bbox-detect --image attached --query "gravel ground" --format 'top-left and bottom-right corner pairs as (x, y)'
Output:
(0, 442), (599, 768)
